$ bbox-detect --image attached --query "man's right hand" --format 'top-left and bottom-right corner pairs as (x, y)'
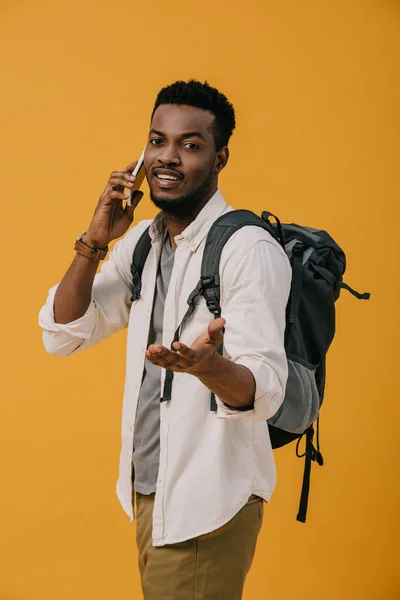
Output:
(84, 160), (144, 248)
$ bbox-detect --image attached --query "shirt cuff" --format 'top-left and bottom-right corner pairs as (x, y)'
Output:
(38, 283), (97, 340)
(216, 357), (284, 421)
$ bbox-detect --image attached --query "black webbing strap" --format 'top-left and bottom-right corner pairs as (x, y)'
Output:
(160, 284), (203, 403)
(310, 263), (336, 285)
(339, 282), (371, 300)
(130, 228), (152, 302)
(209, 393), (218, 411)
(315, 416), (323, 466)
(160, 283), (223, 410)
(209, 339), (223, 412)
(289, 247), (304, 323)
(296, 420), (324, 523)
(261, 211), (285, 248)
(199, 274), (224, 412)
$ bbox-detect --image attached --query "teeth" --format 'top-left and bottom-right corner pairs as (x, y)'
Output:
(157, 174), (179, 180)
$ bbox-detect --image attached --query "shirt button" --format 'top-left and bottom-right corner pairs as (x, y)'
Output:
(141, 345), (145, 352)
(134, 384), (139, 389)
(128, 423), (133, 431)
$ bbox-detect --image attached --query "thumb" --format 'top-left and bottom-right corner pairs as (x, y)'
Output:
(208, 317), (226, 343)
(125, 190), (143, 219)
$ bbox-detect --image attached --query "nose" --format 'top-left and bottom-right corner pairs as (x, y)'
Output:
(156, 143), (181, 166)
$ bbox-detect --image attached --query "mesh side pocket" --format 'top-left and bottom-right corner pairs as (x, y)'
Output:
(267, 359), (320, 433)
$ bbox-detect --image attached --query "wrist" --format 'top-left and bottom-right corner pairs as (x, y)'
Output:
(74, 232), (109, 262)
(82, 232), (109, 249)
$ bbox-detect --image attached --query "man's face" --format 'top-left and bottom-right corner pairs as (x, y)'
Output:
(144, 104), (223, 215)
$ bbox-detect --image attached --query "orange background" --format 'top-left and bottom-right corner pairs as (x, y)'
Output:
(0, 1), (398, 599)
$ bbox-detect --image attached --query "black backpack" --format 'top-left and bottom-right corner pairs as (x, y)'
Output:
(129, 209), (370, 522)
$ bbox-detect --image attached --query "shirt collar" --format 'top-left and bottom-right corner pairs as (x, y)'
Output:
(148, 189), (228, 252)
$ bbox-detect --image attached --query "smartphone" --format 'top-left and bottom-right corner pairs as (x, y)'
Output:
(127, 148), (146, 206)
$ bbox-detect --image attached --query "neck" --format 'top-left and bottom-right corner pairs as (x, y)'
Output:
(163, 185), (217, 250)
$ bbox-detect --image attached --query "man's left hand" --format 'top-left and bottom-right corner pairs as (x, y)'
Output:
(146, 317), (225, 376)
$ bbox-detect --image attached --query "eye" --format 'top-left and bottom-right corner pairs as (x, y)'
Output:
(184, 142), (200, 150)
(150, 138), (163, 146)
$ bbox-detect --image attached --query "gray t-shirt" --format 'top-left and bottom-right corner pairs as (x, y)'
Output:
(132, 235), (174, 494)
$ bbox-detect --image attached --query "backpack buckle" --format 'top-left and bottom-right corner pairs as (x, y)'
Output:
(201, 275), (216, 289)
(200, 274), (221, 317)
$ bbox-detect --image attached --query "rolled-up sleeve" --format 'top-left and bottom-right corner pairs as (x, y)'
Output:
(38, 283), (98, 355)
(215, 235), (291, 421)
(38, 223), (149, 357)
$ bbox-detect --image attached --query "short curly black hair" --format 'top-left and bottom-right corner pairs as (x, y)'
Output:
(151, 80), (236, 152)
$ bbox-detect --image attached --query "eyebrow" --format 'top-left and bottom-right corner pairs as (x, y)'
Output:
(149, 128), (206, 142)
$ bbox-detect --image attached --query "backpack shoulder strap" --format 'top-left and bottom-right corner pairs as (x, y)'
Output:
(161, 210), (283, 408)
(200, 209), (279, 316)
(130, 226), (152, 302)
(161, 210), (277, 407)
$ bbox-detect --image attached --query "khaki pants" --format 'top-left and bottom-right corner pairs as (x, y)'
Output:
(135, 491), (264, 600)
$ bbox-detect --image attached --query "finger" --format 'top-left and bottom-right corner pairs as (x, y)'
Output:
(130, 190), (144, 208)
(154, 346), (188, 366)
(145, 347), (164, 364)
(107, 189), (130, 202)
(173, 342), (196, 360)
(146, 351), (186, 371)
(147, 345), (190, 368)
(146, 345), (173, 361)
(124, 203), (135, 219)
(146, 353), (167, 368)
(109, 175), (137, 191)
(110, 169), (137, 181)
(124, 190), (143, 218)
(208, 317), (226, 341)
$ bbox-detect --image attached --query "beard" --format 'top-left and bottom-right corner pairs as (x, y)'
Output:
(150, 167), (216, 218)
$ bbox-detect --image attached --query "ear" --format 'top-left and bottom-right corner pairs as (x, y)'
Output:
(214, 147), (229, 174)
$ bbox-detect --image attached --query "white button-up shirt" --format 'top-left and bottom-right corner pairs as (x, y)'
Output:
(38, 190), (291, 546)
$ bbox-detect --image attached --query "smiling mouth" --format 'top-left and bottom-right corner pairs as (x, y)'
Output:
(155, 173), (181, 181)
(153, 172), (183, 188)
